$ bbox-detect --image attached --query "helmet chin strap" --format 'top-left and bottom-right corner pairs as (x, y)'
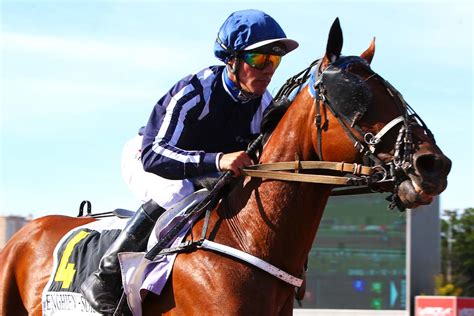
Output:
(228, 58), (260, 102)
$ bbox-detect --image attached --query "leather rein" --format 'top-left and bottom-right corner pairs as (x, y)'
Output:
(241, 56), (434, 210)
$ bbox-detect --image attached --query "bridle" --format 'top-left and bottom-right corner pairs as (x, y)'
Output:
(241, 56), (435, 211)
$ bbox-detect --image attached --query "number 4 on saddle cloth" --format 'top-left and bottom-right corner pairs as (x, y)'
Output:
(41, 189), (209, 316)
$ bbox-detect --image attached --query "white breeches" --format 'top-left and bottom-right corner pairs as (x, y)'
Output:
(121, 135), (195, 210)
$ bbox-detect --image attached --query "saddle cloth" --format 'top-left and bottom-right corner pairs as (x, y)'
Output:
(41, 217), (128, 315)
(41, 189), (208, 316)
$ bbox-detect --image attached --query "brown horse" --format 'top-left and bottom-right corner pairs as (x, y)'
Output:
(0, 19), (451, 315)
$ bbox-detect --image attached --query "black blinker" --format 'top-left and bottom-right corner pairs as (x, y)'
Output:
(321, 65), (372, 125)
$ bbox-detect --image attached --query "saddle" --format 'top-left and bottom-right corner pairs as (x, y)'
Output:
(41, 189), (209, 316)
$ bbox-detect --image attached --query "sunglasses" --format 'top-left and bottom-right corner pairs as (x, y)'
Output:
(240, 53), (282, 70)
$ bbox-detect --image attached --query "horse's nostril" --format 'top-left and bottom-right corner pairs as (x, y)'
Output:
(415, 154), (450, 176)
(416, 154), (437, 173)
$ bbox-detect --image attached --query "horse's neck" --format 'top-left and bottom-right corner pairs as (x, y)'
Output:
(262, 94), (316, 163)
(220, 95), (332, 273)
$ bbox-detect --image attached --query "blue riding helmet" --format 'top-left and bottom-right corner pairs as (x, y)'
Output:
(214, 9), (299, 62)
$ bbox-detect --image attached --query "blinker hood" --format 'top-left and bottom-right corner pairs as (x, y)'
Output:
(321, 57), (372, 124)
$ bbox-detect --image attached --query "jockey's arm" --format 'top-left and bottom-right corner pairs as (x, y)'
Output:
(140, 73), (224, 180)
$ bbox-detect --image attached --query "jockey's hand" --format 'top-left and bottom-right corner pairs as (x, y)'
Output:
(218, 151), (253, 177)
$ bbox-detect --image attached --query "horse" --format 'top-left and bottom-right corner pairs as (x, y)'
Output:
(0, 19), (451, 315)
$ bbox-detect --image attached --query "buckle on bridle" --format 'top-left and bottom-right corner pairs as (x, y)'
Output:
(371, 165), (389, 182)
(354, 141), (365, 153)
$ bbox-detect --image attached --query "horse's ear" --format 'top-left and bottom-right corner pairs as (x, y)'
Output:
(322, 18), (343, 68)
(360, 37), (376, 64)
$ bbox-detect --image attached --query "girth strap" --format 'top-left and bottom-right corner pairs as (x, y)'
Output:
(157, 239), (303, 288)
(198, 239), (303, 287)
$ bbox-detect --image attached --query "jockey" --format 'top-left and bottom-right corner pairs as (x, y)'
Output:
(81, 9), (298, 314)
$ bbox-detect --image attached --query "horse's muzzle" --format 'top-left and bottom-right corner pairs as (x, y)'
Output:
(397, 150), (451, 208)
(412, 151), (452, 195)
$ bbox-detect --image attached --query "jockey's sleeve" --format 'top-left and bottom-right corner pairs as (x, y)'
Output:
(141, 68), (221, 180)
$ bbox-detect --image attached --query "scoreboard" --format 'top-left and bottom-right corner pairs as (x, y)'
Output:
(297, 193), (407, 310)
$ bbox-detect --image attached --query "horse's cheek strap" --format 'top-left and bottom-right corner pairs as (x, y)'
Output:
(314, 99), (323, 161)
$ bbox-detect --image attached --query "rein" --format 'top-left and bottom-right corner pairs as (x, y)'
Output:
(241, 161), (378, 186)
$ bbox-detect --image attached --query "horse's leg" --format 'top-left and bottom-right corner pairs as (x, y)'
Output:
(279, 292), (296, 316)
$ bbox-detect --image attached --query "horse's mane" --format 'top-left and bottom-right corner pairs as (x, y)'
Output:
(261, 59), (320, 145)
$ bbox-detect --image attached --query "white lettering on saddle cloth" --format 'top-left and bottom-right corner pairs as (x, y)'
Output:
(43, 292), (98, 315)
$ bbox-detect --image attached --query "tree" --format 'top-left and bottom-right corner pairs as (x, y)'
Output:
(440, 208), (474, 296)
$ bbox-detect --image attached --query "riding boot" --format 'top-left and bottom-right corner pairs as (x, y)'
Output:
(80, 199), (165, 315)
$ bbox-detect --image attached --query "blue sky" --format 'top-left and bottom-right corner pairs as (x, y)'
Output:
(1, 0), (472, 218)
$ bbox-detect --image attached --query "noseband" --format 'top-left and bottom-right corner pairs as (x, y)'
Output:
(243, 56), (435, 211)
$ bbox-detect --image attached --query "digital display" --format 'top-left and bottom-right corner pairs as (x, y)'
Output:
(297, 193), (406, 310)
